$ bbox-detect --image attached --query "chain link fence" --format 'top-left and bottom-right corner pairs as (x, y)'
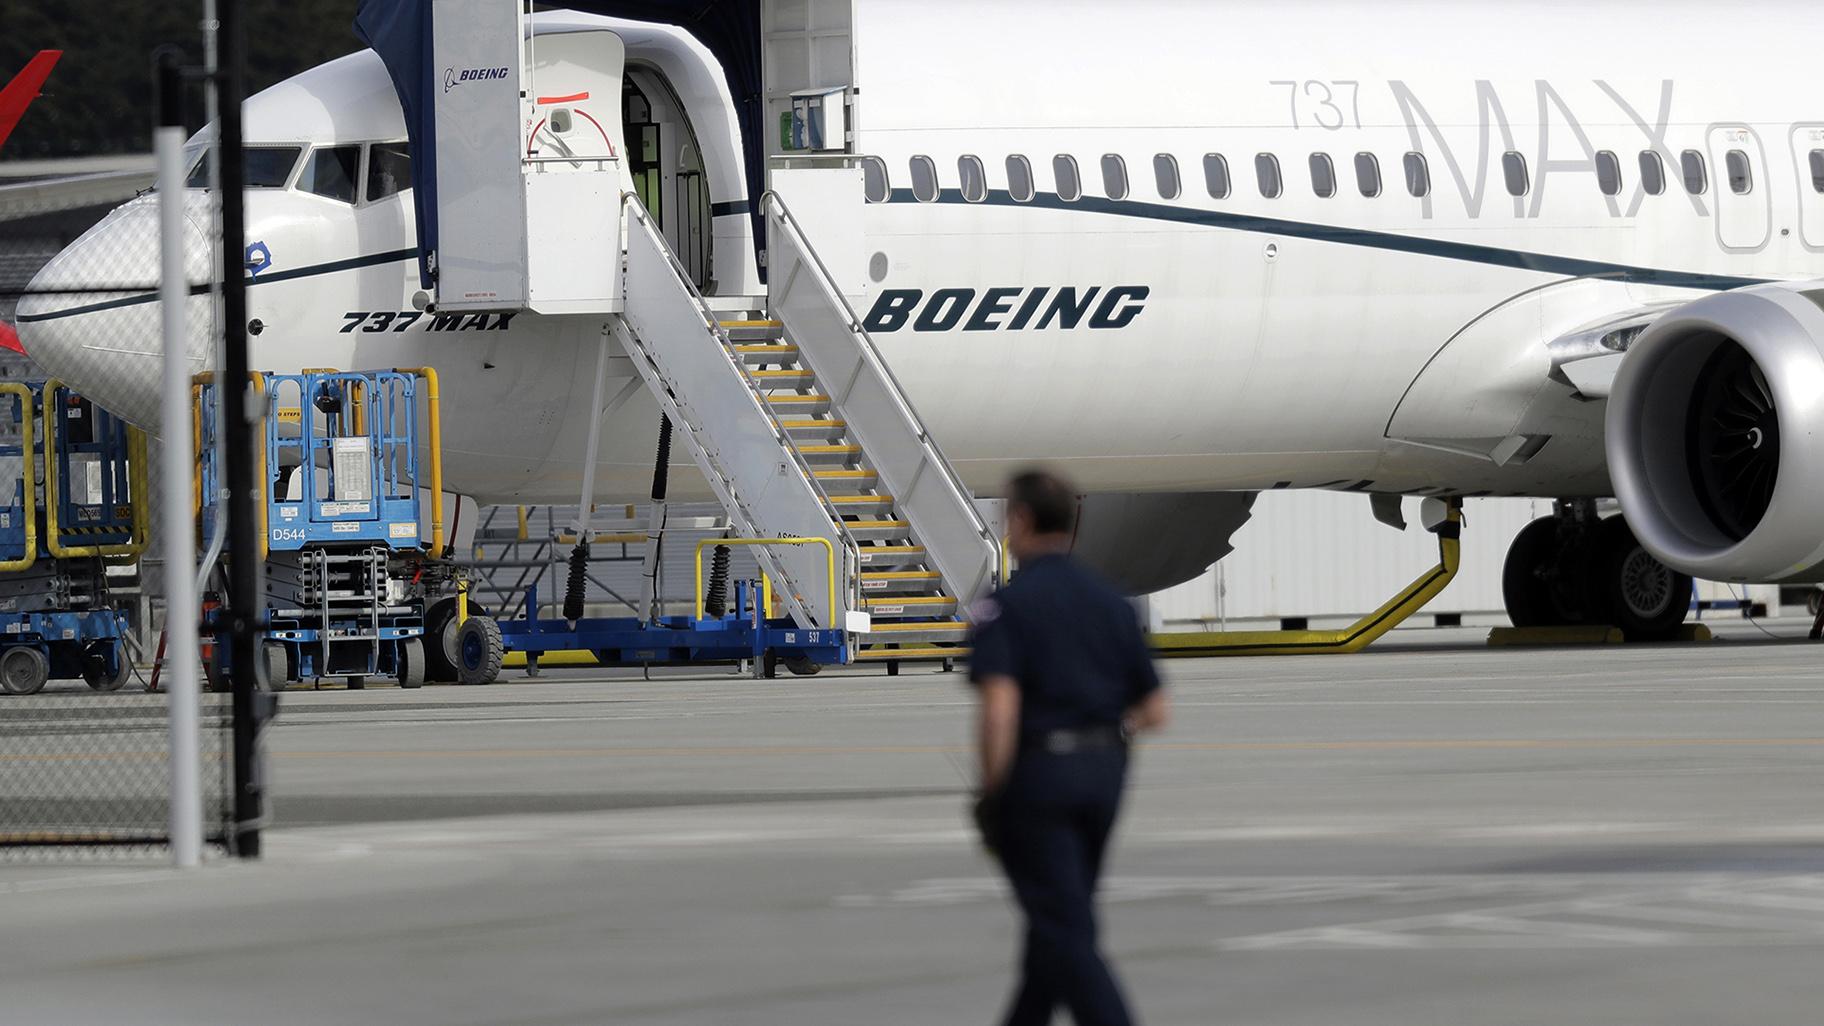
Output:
(0, 162), (234, 856)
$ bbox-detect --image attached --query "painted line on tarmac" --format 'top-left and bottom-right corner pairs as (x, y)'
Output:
(260, 736), (1824, 760)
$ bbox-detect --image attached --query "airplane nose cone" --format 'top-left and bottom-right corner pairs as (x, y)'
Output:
(15, 195), (214, 428)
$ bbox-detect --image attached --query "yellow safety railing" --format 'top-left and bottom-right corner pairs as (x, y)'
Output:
(393, 366), (445, 557)
(41, 379), (149, 560)
(693, 537), (837, 624)
(1150, 501), (1463, 657)
(0, 383), (36, 573)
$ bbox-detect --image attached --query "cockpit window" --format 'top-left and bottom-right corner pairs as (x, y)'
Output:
(365, 142), (411, 202)
(184, 145), (302, 189)
(303, 145), (361, 204)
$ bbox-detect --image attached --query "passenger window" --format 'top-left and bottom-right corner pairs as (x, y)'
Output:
(1153, 153), (1180, 200)
(1309, 153), (1336, 198)
(1403, 152), (1430, 197)
(1638, 151), (1666, 196)
(1595, 150), (1622, 197)
(1101, 154), (1129, 200)
(1680, 149), (1708, 194)
(303, 145), (361, 204)
(861, 156), (889, 203)
(1725, 149), (1753, 195)
(1354, 152), (1381, 198)
(1255, 153), (1282, 199)
(365, 142), (411, 202)
(1501, 151), (1528, 197)
(1811, 150), (1824, 193)
(909, 155), (938, 202)
(1006, 155), (1034, 202)
(959, 154), (987, 202)
(1203, 153), (1231, 199)
(1054, 155), (1081, 202)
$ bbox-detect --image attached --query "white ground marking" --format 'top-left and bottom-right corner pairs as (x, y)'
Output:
(840, 874), (1824, 950)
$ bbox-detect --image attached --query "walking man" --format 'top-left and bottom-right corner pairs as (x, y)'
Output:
(969, 468), (1169, 1026)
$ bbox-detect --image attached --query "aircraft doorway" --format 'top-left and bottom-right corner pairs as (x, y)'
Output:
(622, 69), (712, 288)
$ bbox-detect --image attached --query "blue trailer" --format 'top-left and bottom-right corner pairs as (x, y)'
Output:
(0, 381), (147, 696)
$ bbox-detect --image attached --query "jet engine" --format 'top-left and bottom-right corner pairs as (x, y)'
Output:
(1606, 281), (1824, 582)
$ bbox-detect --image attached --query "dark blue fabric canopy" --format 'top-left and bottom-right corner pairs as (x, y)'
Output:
(353, 1), (762, 289)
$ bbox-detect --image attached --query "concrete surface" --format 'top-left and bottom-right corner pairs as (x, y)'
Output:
(6, 620), (1824, 1024)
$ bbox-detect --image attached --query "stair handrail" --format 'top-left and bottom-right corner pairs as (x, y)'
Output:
(760, 191), (1003, 601)
(620, 196), (863, 626)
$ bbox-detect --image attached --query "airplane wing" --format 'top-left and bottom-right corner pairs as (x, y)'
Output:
(0, 50), (61, 152)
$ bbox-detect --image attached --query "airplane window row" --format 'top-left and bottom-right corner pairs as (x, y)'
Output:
(182, 142), (411, 204)
(863, 145), (1813, 207)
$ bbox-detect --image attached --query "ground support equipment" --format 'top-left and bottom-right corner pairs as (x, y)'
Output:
(198, 370), (448, 690)
(0, 381), (146, 695)
(456, 543), (848, 683)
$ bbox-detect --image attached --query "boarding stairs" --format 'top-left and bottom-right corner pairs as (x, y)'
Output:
(611, 193), (1000, 665)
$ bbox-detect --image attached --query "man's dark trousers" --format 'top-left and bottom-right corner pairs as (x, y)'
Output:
(996, 745), (1134, 1026)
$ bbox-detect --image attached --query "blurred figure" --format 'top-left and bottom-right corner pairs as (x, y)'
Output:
(969, 468), (1169, 1026)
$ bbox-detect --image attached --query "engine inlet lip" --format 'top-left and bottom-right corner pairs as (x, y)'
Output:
(1607, 288), (1824, 581)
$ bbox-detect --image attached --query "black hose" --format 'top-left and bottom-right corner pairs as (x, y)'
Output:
(703, 543), (731, 618)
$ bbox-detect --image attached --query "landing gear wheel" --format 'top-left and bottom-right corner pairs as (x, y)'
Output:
(82, 641), (131, 692)
(1, 646), (50, 696)
(424, 598), (488, 683)
(1502, 518), (1580, 627)
(261, 642), (290, 693)
(456, 617), (503, 685)
(397, 637), (426, 689)
(1591, 517), (1691, 641)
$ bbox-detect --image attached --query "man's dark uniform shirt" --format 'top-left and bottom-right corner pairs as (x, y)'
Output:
(969, 552), (1159, 1026)
(970, 553), (1161, 730)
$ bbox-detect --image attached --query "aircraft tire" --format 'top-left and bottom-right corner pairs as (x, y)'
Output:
(1502, 517), (1570, 628)
(1589, 516), (1691, 641)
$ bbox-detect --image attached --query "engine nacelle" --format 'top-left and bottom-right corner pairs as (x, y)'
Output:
(1606, 281), (1824, 582)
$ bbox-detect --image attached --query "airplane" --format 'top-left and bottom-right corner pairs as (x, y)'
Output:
(14, 1), (1824, 655)
(0, 50), (59, 152)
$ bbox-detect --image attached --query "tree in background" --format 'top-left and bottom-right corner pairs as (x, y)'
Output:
(0, 0), (362, 159)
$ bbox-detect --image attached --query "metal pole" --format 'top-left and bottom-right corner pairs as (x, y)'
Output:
(155, 52), (200, 870)
(215, 0), (266, 859)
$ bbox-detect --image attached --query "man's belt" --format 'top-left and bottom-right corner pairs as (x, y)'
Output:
(1026, 725), (1128, 755)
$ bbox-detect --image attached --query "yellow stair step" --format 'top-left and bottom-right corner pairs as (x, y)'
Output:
(796, 444), (863, 456)
(861, 570), (941, 581)
(719, 319), (783, 328)
(866, 621), (967, 634)
(734, 343), (798, 353)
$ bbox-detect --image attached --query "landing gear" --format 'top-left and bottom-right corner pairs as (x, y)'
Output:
(1502, 507), (1692, 641)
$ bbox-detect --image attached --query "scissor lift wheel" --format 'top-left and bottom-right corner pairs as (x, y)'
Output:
(81, 640), (131, 692)
(1, 646), (50, 696)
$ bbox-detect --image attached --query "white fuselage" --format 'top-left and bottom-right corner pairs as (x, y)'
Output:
(18, 1), (1824, 507)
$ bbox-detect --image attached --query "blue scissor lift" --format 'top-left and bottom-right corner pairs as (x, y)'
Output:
(200, 370), (443, 690)
(0, 381), (145, 696)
